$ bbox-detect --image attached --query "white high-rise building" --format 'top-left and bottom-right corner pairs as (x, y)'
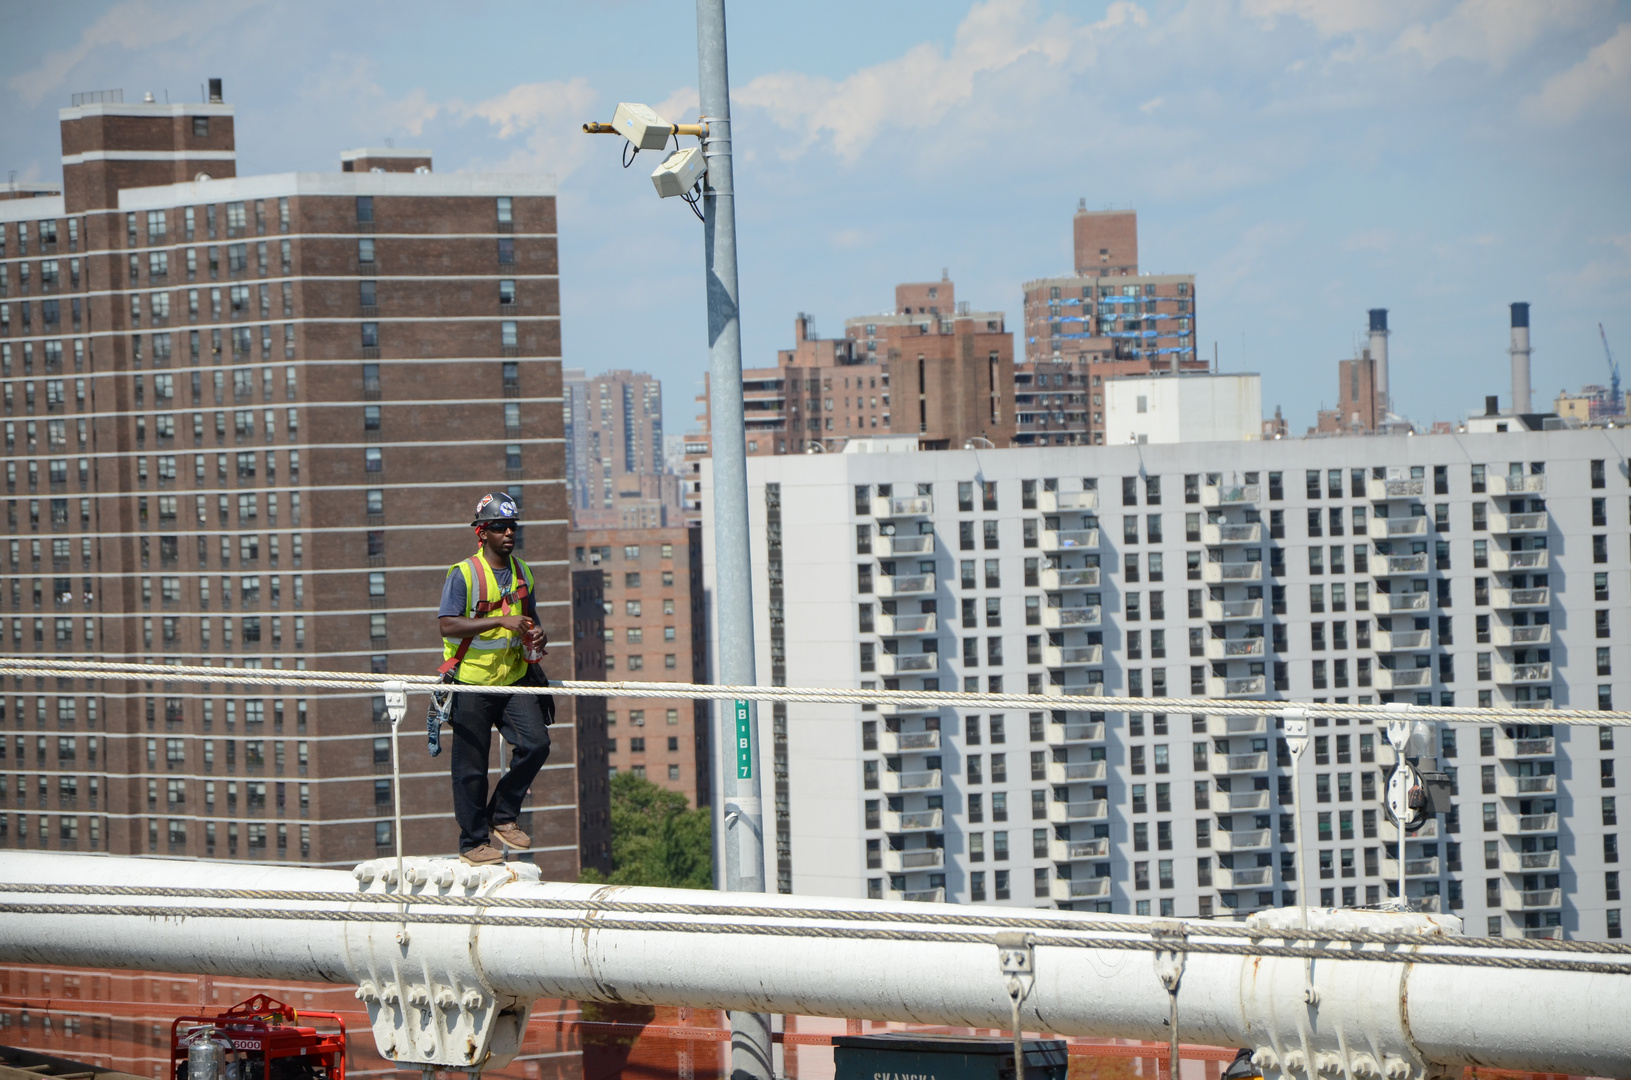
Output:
(702, 428), (1629, 940)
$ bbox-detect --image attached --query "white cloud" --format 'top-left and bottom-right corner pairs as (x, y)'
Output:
(450, 78), (601, 179)
(1523, 21), (1631, 121)
(7, 0), (269, 107)
(1241, 0), (1419, 39)
(734, 0), (1147, 161)
(1390, 0), (1603, 72)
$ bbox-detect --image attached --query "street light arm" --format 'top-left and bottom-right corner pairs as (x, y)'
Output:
(583, 121), (708, 137)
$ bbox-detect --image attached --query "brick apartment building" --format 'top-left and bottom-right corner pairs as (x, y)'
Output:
(682, 278), (1014, 516)
(0, 82), (593, 873)
(569, 525), (709, 807)
(1017, 206), (1207, 447)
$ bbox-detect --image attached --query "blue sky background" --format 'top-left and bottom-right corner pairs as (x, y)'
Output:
(3, 0), (1628, 436)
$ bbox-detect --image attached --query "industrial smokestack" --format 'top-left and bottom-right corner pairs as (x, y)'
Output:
(1510, 302), (1531, 414)
(1368, 308), (1390, 417)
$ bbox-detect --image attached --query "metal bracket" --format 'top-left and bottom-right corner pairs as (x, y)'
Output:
(1151, 920), (1186, 1080)
(995, 932), (1035, 1080)
(1150, 919), (1186, 994)
(351, 856), (537, 1071)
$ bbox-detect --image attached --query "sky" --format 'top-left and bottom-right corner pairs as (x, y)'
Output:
(3, 0), (1629, 437)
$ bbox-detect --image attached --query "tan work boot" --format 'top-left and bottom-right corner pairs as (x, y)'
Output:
(492, 821), (531, 850)
(460, 843), (504, 866)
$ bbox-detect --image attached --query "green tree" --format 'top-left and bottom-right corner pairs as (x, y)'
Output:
(580, 771), (713, 889)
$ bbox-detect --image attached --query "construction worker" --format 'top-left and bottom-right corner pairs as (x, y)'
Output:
(436, 491), (554, 866)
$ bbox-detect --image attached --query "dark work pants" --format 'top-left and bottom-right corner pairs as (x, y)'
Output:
(450, 675), (553, 853)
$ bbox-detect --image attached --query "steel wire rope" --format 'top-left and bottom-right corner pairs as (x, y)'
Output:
(4, 882), (1627, 956)
(1, 901), (1626, 976)
(3, 658), (1627, 727)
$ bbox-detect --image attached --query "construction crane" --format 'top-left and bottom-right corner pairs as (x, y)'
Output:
(1598, 322), (1624, 418)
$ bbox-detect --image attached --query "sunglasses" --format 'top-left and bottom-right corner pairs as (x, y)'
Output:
(481, 522), (519, 533)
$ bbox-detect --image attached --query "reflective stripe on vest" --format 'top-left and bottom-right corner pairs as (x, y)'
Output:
(440, 553), (535, 686)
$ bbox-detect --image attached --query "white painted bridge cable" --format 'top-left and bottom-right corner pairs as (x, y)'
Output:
(3, 656), (1628, 727)
(7, 882), (1631, 954)
(0, 899), (1625, 976)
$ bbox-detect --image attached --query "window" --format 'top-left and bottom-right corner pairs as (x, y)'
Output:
(359, 280), (377, 307)
(497, 238), (515, 264)
(357, 238), (375, 264)
(356, 196), (374, 224)
(361, 322), (378, 348)
(499, 279), (516, 305)
(496, 197), (513, 224)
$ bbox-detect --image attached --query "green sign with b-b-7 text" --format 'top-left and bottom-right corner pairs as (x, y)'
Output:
(735, 699), (752, 779)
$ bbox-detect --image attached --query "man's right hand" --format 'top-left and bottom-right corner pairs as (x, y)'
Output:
(492, 615), (530, 633)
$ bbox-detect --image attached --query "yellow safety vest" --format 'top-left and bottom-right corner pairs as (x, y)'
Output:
(440, 553), (536, 686)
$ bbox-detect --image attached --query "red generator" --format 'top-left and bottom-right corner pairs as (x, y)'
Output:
(171, 994), (347, 1080)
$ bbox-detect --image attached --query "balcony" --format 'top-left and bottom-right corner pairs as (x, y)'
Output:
(1050, 836), (1110, 862)
(1487, 473), (1547, 497)
(1381, 818), (1439, 843)
(1201, 483), (1260, 507)
(873, 495), (933, 518)
(1496, 737), (1555, 760)
(1040, 528), (1100, 552)
(1203, 561), (1263, 584)
(1042, 683), (1105, 699)
(1044, 721), (1106, 746)
(1492, 660), (1551, 685)
(1368, 516), (1429, 540)
(1215, 866), (1272, 889)
(882, 847), (944, 874)
(1038, 490), (1098, 513)
(1203, 598), (1263, 621)
(1047, 799), (1110, 824)
(1491, 587), (1549, 609)
(1510, 700), (1557, 711)
(877, 612), (936, 636)
(875, 534), (934, 558)
(1373, 667), (1431, 691)
(879, 730), (940, 754)
(877, 701), (933, 718)
(1202, 522), (1261, 545)
(876, 573), (935, 597)
(1374, 553), (1429, 576)
(1206, 675), (1267, 698)
(1040, 567), (1099, 590)
(1372, 591), (1430, 614)
(1207, 714), (1268, 736)
(1503, 888), (1562, 911)
(1050, 876), (1112, 902)
(1044, 644), (1103, 667)
(1488, 548), (1549, 572)
(1046, 759), (1107, 784)
(1213, 829), (1273, 852)
(1491, 623), (1551, 647)
(1212, 751), (1270, 774)
(1498, 811), (1559, 834)
(1210, 789), (1271, 813)
(1381, 856), (1441, 879)
(882, 808), (942, 833)
(1041, 605), (1101, 630)
(1522, 926), (1564, 941)
(1500, 850), (1560, 873)
(880, 769), (941, 794)
(886, 887), (945, 903)
(1488, 510), (1549, 534)
(1496, 773), (1557, 797)
(1374, 629), (1431, 652)
(1366, 477), (1425, 500)
(1205, 637), (1265, 660)
(876, 652), (937, 676)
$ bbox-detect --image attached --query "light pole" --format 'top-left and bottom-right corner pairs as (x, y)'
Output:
(584, 4), (770, 1076)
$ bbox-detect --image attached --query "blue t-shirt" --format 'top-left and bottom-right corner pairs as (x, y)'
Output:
(438, 557), (537, 620)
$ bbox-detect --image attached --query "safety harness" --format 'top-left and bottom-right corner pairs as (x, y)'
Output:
(437, 553), (532, 676)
